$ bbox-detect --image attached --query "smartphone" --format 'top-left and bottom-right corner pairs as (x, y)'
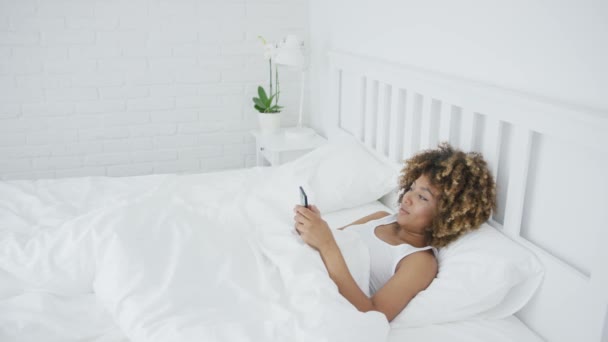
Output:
(299, 186), (308, 208)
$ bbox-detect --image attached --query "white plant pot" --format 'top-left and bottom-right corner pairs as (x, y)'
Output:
(257, 112), (281, 134)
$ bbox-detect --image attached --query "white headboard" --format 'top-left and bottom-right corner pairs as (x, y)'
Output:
(326, 51), (608, 342)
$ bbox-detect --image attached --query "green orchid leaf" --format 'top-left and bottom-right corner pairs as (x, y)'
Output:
(257, 86), (269, 104)
(268, 105), (282, 112)
(253, 97), (266, 109)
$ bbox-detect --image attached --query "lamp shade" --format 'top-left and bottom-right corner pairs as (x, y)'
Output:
(274, 35), (305, 68)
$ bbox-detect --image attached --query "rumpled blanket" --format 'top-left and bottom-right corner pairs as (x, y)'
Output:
(0, 168), (388, 342)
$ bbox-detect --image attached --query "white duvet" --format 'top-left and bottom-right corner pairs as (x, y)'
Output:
(0, 168), (389, 342)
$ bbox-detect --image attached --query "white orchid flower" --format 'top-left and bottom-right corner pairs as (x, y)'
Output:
(263, 43), (276, 60)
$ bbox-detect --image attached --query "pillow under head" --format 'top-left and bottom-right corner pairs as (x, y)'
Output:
(391, 223), (544, 327)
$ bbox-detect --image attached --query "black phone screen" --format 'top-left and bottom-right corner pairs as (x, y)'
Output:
(299, 186), (308, 208)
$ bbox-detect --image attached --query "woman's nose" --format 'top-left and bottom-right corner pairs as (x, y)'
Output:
(402, 191), (411, 204)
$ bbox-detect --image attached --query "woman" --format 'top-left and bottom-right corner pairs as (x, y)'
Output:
(293, 143), (496, 322)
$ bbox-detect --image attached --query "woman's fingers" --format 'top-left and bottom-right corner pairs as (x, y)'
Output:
(294, 206), (311, 219)
(295, 205), (321, 221)
(294, 213), (309, 230)
(294, 211), (309, 224)
(293, 205), (324, 244)
(294, 222), (302, 235)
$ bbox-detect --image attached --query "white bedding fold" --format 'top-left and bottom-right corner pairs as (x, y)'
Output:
(0, 292), (128, 342)
(0, 168), (389, 342)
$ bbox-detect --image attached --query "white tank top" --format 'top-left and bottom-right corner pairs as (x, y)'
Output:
(349, 214), (433, 295)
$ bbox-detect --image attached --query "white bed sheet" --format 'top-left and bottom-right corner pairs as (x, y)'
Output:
(389, 315), (544, 342)
(0, 169), (391, 342)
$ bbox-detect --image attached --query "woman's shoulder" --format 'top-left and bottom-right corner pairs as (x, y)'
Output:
(355, 210), (393, 226)
(395, 249), (438, 275)
(370, 210), (392, 220)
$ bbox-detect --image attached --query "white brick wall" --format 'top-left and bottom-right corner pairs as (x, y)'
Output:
(0, 0), (309, 180)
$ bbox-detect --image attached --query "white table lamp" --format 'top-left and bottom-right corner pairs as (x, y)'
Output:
(274, 35), (315, 139)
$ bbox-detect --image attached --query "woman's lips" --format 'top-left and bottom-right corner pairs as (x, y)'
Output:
(399, 207), (409, 215)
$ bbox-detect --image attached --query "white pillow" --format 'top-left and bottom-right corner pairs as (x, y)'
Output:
(391, 223), (544, 328)
(277, 137), (399, 213)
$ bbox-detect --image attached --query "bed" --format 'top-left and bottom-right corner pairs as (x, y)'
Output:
(1, 51), (607, 342)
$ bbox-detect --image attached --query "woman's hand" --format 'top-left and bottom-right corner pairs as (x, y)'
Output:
(293, 205), (336, 253)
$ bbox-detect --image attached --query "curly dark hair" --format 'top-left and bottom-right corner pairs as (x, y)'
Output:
(398, 143), (496, 248)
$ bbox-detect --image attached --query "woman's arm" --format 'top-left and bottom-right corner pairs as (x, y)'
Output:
(294, 205), (437, 322)
(337, 210), (391, 230)
(319, 239), (437, 321)
(367, 251), (437, 321)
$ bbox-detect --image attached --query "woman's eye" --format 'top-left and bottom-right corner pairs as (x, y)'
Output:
(418, 194), (428, 201)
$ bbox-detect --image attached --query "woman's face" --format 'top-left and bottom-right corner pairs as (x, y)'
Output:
(397, 174), (439, 233)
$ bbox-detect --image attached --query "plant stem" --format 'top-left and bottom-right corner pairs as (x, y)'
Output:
(275, 65), (279, 110)
(268, 59), (273, 101)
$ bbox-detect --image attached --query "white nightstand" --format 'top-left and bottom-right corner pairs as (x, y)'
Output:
(250, 128), (327, 166)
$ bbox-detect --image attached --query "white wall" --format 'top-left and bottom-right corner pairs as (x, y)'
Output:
(309, 0), (608, 135)
(0, 0), (308, 180)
